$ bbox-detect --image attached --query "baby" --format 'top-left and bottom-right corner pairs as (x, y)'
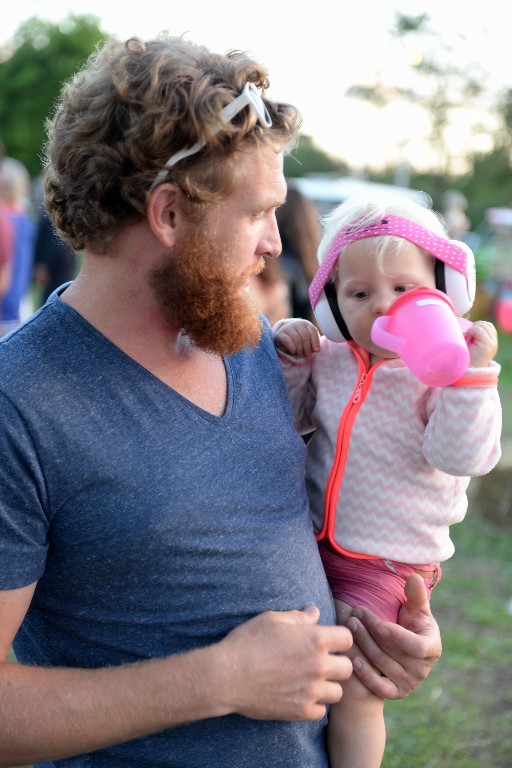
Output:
(274, 194), (502, 768)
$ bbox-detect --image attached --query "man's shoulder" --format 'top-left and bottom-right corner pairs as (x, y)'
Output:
(0, 301), (68, 388)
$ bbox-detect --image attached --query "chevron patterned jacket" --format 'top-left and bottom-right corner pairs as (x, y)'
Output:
(278, 334), (502, 564)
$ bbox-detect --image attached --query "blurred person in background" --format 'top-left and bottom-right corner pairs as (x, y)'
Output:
(33, 206), (79, 305)
(0, 202), (13, 314)
(276, 182), (321, 321)
(443, 190), (470, 241)
(248, 255), (291, 325)
(0, 156), (36, 336)
(0, 139), (13, 312)
(33, 169), (78, 305)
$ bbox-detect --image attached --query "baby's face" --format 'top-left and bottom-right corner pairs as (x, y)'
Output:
(336, 239), (436, 359)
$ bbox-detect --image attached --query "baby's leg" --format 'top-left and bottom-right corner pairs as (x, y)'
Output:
(327, 598), (385, 768)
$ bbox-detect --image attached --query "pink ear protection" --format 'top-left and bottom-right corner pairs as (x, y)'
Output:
(309, 214), (476, 342)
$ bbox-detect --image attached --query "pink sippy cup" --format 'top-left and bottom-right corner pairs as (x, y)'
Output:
(371, 286), (472, 387)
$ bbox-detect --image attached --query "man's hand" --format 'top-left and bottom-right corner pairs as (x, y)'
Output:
(216, 605), (353, 721)
(346, 575), (442, 699)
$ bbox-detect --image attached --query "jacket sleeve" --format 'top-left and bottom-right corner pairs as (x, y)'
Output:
(423, 361), (502, 476)
(273, 320), (317, 435)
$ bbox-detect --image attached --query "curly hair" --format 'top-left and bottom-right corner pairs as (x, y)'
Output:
(43, 33), (301, 253)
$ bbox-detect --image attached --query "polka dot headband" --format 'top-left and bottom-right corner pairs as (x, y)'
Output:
(308, 215), (470, 309)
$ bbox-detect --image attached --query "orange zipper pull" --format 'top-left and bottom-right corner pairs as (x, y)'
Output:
(353, 373), (367, 403)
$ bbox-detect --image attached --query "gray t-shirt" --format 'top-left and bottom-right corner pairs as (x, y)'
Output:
(0, 290), (335, 767)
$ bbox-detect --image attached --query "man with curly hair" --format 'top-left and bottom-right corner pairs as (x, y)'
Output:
(0, 34), (441, 767)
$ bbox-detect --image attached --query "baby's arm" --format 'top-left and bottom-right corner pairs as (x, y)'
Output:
(424, 318), (501, 476)
(465, 320), (498, 368)
(273, 319), (320, 434)
(274, 319), (321, 358)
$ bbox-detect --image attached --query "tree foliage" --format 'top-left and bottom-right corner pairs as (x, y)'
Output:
(284, 135), (348, 178)
(346, 12), (488, 181)
(459, 148), (512, 226)
(0, 15), (107, 177)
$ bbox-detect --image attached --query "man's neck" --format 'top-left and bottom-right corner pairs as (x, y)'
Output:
(60, 251), (228, 416)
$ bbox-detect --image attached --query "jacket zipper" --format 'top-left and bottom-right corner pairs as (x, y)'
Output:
(317, 347), (383, 558)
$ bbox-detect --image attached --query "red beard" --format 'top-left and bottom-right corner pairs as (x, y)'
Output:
(149, 229), (265, 356)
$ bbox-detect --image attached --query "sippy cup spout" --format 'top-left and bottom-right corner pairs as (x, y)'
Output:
(371, 316), (406, 355)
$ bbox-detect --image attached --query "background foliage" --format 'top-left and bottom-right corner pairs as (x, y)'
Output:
(0, 15), (106, 177)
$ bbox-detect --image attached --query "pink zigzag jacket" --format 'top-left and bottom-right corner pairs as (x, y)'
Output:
(276, 328), (502, 565)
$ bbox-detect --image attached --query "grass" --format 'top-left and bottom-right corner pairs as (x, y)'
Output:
(383, 514), (512, 768)
(495, 330), (512, 435)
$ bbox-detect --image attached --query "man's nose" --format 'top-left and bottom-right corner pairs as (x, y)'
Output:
(259, 216), (282, 259)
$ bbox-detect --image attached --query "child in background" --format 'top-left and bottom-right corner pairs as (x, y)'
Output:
(274, 195), (502, 768)
(0, 157), (36, 336)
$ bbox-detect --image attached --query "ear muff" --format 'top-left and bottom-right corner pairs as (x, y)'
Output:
(436, 239), (476, 316)
(312, 280), (352, 342)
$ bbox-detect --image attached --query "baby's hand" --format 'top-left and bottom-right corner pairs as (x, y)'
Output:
(275, 320), (321, 358)
(465, 320), (498, 368)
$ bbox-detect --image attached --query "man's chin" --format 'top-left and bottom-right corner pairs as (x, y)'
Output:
(149, 234), (265, 356)
(184, 306), (263, 356)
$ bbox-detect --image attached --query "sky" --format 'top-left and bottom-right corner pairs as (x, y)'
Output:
(1, 0), (510, 172)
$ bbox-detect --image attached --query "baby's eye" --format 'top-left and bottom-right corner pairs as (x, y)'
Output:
(354, 290), (369, 300)
(394, 285), (408, 294)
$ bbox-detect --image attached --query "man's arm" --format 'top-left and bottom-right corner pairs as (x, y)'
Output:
(0, 590), (352, 767)
(347, 574), (442, 699)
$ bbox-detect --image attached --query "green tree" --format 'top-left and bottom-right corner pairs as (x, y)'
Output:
(493, 87), (512, 159)
(0, 15), (107, 177)
(284, 134), (349, 178)
(346, 13), (488, 183)
(460, 148), (512, 227)
(452, 89), (512, 228)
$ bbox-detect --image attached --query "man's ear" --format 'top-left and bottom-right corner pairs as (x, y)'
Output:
(146, 183), (184, 247)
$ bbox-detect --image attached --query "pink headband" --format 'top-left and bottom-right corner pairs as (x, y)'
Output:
(308, 214), (469, 309)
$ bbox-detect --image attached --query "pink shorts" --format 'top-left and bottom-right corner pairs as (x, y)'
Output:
(317, 538), (442, 623)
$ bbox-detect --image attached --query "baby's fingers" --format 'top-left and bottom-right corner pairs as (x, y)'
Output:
(293, 324), (320, 357)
